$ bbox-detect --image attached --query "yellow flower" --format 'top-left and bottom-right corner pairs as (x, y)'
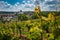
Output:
(26, 20), (31, 23)
(48, 12), (55, 21)
(49, 33), (54, 39)
(30, 26), (39, 32)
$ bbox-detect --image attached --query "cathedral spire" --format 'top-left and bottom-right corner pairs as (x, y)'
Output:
(34, 0), (41, 13)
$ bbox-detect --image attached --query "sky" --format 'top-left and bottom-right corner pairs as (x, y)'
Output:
(0, 0), (60, 11)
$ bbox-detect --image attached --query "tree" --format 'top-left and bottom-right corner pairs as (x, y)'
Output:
(30, 13), (39, 19)
(18, 14), (28, 21)
(53, 28), (60, 39)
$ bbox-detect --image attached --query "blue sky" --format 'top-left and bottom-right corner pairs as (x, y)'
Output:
(0, 0), (60, 11)
(1, 0), (23, 5)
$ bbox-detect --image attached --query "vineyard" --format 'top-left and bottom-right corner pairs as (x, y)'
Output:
(0, 13), (60, 40)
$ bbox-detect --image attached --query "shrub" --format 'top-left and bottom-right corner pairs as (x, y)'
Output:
(18, 14), (28, 21)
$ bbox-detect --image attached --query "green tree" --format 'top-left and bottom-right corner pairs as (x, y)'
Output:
(30, 13), (39, 19)
(18, 14), (28, 21)
(53, 28), (60, 39)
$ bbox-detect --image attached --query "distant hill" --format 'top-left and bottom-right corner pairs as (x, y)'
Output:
(0, 11), (60, 16)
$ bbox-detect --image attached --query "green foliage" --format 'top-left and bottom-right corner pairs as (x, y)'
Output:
(31, 13), (39, 19)
(42, 12), (49, 17)
(53, 28), (60, 39)
(42, 22), (49, 30)
(18, 14), (28, 21)
(0, 14), (59, 40)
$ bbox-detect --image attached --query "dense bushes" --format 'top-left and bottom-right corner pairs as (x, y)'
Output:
(0, 13), (60, 40)
(30, 14), (39, 19)
(0, 18), (60, 40)
(18, 14), (28, 21)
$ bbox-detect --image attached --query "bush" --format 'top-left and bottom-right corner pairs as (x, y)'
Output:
(18, 14), (28, 21)
(53, 28), (60, 39)
(30, 14), (39, 19)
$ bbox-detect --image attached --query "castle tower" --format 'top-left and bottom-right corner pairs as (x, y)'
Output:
(34, 0), (41, 13)
(34, 0), (42, 20)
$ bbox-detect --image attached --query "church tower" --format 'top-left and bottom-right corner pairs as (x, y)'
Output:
(34, 0), (41, 13)
(34, 0), (42, 20)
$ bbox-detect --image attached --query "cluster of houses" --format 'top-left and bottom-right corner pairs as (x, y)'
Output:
(1, 9), (59, 22)
(0, 10), (34, 21)
(0, 10), (23, 21)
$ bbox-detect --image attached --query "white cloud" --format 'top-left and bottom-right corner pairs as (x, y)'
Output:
(27, 1), (30, 3)
(22, 0), (26, 4)
(0, 0), (35, 11)
(45, 0), (53, 1)
(0, 0), (60, 11)
(31, 0), (36, 2)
